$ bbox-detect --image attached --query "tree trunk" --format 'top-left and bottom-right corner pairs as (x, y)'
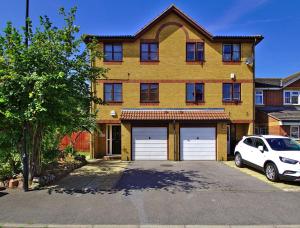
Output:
(29, 124), (43, 180)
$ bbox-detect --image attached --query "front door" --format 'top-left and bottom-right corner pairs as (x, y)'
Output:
(112, 125), (121, 154)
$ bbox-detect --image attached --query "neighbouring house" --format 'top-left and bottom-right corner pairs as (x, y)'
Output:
(85, 5), (263, 160)
(255, 72), (300, 140)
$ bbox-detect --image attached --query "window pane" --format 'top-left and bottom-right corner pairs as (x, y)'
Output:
(150, 84), (158, 91)
(244, 138), (254, 146)
(104, 52), (113, 61)
(114, 92), (122, 102)
(223, 53), (231, 61)
(187, 51), (195, 61)
(187, 43), (195, 52)
(114, 53), (122, 61)
(292, 95), (298, 104)
(104, 92), (113, 102)
(114, 84), (122, 93)
(104, 44), (112, 52)
(104, 84), (113, 102)
(233, 44), (240, 52)
(256, 95), (263, 105)
(197, 51), (204, 61)
(285, 92), (291, 104)
(223, 44), (232, 54)
(141, 44), (148, 52)
(141, 52), (149, 61)
(223, 84), (232, 100)
(186, 83), (195, 102)
(195, 84), (203, 101)
(233, 84), (240, 100)
(196, 43), (204, 51)
(149, 52), (158, 60)
(232, 51), (240, 61)
(150, 43), (158, 52)
(141, 84), (148, 92)
(113, 44), (122, 52)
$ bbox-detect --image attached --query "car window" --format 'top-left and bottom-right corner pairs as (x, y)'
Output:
(266, 138), (300, 151)
(254, 138), (268, 151)
(243, 137), (254, 147)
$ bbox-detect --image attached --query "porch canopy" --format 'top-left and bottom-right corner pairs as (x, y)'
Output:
(120, 108), (230, 121)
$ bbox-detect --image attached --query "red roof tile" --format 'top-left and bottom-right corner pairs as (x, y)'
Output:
(120, 110), (229, 121)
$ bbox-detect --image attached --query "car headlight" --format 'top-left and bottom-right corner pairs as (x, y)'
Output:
(279, 157), (299, 164)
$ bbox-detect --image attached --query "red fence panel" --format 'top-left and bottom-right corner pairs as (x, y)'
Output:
(59, 131), (90, 152)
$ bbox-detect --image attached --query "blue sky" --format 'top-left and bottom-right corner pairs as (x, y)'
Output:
(0, 0), (299, 78)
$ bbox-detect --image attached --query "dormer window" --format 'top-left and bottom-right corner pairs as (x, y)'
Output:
(104, 43), (122, 62)
(140, 43), (159, 61)
(222, 44), (241, 62)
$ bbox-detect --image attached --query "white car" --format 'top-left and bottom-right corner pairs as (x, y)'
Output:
(234, 135), (300, 182)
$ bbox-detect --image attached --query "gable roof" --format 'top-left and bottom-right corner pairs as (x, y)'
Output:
(255, 72), (300, 89)
(84, 5), (263, 45)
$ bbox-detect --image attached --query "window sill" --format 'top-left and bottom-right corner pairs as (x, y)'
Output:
(222, 61), (241, 65)
(186, 102), (205, 105)
(140, 102), (160, 106)
(223, 100), (242, 105)
(140, 60), (159, 65)
(103, 61), (123, 65)
(104, 102), (123, 105)
(186, 61), (205, 65)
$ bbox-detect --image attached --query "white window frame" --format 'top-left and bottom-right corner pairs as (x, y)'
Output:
(255, 90), (264, 105)
(290, 125), (299, 139)
(284, 90), (300, 105)
(106, 124), (120, 155)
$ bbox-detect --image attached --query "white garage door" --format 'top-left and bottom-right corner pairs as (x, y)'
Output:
(180, 127), (216, 160)
(132, 127), (168, 160)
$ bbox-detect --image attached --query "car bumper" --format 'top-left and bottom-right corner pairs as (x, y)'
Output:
(279, 171), (300, 181)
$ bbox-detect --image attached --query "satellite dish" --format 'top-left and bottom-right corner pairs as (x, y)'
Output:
(245, 57), (253, 65)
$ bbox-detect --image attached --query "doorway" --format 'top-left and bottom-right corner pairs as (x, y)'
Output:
(106, 125), (121, 155)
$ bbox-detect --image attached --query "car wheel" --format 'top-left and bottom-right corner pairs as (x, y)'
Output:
(265, 162), (279, 182)
(234, 153), (243, 168)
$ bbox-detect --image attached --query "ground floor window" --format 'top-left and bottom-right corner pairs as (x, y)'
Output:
(255, 126), (268, 135)
(290, 125), (299, 139)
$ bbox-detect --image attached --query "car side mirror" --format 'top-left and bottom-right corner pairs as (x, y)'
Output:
(258, 145), (264, 152)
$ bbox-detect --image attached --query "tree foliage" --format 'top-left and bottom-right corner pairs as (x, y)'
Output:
(0, 7), (106, 179)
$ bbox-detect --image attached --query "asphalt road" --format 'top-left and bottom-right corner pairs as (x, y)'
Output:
(0, 161), (300, 225)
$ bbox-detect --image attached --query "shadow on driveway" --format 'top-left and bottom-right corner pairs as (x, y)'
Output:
(115, 166), (231, 196)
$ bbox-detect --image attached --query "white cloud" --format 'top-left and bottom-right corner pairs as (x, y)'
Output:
(208, 0), (269, 32)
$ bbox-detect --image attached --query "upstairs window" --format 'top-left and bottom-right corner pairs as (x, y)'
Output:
(186, 83), (204, 103)
(140, 43), (159, 61)
(104, 83), (122, 102)
(284, 91), (300, 105)
(223, 83), (241, 102)
(186, 42), (204, 61)
(223, 44), (241, 62)
(140, 83), (159, 103)
(104, 43), (122, 61)
(255, 90), (264, 105)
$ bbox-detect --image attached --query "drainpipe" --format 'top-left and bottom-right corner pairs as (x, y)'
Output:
(252, 39), (256, 134)
(173, 119), (176, 161)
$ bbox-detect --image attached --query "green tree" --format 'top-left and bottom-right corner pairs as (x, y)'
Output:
(0, 7), (106, 181)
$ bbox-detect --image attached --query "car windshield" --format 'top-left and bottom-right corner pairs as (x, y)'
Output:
(266, 138), (300, 151)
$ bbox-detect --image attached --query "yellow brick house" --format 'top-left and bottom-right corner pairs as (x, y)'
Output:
(85, 5), (263, 161)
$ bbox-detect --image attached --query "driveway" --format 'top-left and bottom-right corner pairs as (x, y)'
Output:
(1, 161), (300, 226)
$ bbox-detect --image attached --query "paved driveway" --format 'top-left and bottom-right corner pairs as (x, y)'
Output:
(1, 161), (300, 226)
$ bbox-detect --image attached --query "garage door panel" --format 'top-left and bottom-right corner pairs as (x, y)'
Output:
(132, 127), (168, 160)
(180, 127), (216, 161)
